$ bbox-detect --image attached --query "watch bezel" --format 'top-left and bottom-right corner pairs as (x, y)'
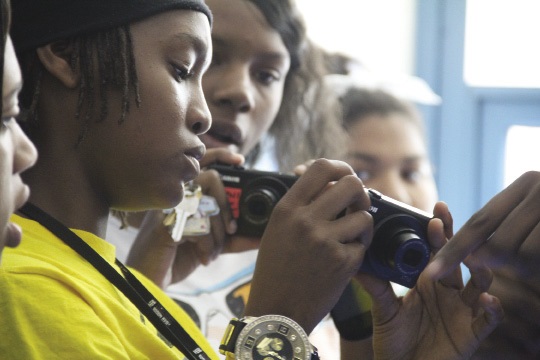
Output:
(235, 315), (312, 360)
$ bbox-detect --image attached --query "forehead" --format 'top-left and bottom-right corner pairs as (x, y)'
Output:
(130, 10), (211, 53)
(348, 113), (427, 155)
(207, 0), (288, 57)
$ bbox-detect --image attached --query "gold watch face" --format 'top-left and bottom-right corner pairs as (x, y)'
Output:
(235, 315), (311, 360)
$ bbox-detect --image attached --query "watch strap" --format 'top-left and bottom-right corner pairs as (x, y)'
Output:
(219, 318), (246, 355)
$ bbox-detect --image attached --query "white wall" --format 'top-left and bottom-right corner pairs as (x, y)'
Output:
(295, 0), (417, 75)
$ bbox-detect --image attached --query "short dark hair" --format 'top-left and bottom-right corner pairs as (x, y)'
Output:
(340, 87), (423, 135)
(17, 26), (140, 143)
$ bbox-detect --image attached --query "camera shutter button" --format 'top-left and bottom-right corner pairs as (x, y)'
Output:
(367, 189), (382, 199)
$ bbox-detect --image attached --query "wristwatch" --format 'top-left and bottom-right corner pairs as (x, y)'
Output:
(219, 315), (319, 360)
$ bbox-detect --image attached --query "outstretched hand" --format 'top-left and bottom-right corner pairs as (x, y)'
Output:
(428, 171), (540, 281)
(356, 201), (503, 360)
(423, 171), (540, 359)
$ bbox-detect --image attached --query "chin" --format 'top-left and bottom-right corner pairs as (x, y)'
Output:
(161, 184), (186, 209)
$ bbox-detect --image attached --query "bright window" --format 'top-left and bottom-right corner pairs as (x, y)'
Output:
(504, 125), (540, 186)
(294, 0), (416, 75)
(464, 0), (540, 88)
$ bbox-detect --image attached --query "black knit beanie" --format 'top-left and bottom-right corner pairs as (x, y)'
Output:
(11, 0), (212, 53)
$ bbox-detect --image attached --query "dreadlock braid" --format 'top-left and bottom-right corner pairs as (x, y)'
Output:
(18, 25), (140, 143)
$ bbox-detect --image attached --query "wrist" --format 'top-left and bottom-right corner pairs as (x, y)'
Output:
(330, 280), (373, 341)
(220, 315), (319, 360)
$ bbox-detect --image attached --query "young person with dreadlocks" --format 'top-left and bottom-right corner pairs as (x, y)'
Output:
(103, 0), (348, 354)
(0, 0), (372, 358)
(0, 0), (37, 261)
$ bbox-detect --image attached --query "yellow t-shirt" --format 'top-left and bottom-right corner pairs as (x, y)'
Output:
(0, 215), (219, 360)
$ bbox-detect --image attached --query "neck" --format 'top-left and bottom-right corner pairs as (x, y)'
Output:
(23, 156), (110, 239)
(20, 76), (111, 238)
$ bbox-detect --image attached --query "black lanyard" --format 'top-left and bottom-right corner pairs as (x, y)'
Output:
(19, 203), (211, 360)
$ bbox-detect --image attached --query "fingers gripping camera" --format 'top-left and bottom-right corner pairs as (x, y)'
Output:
(361, 189), (432, 288)
(208, 164), (432, 288)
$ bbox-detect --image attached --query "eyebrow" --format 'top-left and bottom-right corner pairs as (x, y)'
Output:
(173, 32), (209, 60)
(349, 153), (378, 164)
(349, 152), (426, 164)
(212, 37), (289, 62)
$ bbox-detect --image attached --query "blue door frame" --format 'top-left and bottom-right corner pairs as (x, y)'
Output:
(415, 0), (540, 229)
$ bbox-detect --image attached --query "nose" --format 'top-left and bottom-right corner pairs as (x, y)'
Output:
(211, 64), (254, 113)
(187, 86), (212, 135)
(13, 123), (37, 175)
(369, 172), (412, 206)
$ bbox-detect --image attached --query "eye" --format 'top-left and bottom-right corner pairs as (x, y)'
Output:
(355, 169), (372, 181)
(172, 64), (194, 82)
(402, 169), (422, 183)
(255, 69), (281, 86)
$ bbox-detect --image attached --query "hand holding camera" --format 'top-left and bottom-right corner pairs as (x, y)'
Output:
(210, 161), (503, 355)
(208, 163), (433, 288)
(239, 159), (372, 334)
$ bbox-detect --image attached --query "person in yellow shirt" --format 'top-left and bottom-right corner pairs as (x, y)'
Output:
(2, 0), (220, 358)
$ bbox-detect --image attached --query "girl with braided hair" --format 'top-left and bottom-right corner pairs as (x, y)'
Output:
(1, 0), (373, 358)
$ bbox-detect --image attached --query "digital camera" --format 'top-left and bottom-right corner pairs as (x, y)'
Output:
(207, 164), (297, 238)
(360, 189), (432, 288)
(208, 164), (432, 288)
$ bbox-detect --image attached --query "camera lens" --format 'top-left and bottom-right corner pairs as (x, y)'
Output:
(242, 188), (279, 225)
(387, 230), (428, 270)
(373, 219), (430, 275)
(403, 248), (423, 268)
(247, 197), (269, 218)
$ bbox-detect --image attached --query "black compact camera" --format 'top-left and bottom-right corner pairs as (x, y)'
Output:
(359, 189), (432, 288)
(207, 164), (297, 238)
(208, 164), (432, 288)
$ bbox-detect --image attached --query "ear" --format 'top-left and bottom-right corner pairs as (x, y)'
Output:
(36, 41), (80, 89)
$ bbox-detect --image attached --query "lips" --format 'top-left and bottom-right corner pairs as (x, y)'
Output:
(200, 120), (243, 150)
(182, 144), (206, 182)
(14, 179), (31, 212)
(185, 144), (206, 161)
